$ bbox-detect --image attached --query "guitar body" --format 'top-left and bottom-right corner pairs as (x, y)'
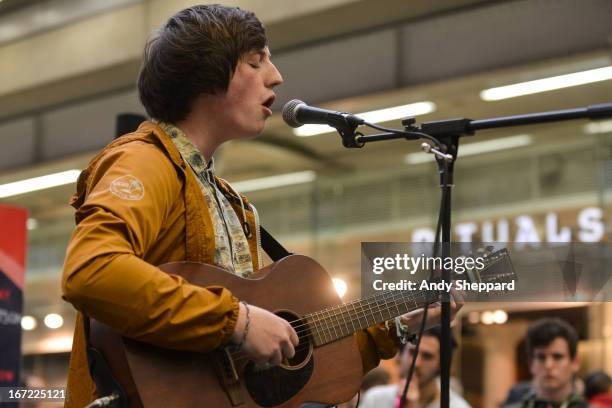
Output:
(89, 255), (363, 407)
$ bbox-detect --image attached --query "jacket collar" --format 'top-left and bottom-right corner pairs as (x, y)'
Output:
(139, 121), (253, 208)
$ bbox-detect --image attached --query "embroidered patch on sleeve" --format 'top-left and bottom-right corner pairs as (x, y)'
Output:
(109, 175), (145, 200)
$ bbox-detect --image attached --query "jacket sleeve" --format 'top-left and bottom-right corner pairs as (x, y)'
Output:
(356, 324), (401, 374)
(62, 142), (239, 352)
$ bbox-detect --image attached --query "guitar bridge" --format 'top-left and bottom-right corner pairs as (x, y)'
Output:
(213, 348), (245, 406)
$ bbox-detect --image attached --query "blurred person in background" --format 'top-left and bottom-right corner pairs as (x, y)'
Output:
(361, 366), (392, 393)
(60, 4), (460, 407)
(584, 371), (612, 408)
(360, 326), (471, 408)
(337, 366), (392, 408)
(503, 318), (587, 408)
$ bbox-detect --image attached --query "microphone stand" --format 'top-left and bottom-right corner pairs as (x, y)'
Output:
(332, 103), (612, 408)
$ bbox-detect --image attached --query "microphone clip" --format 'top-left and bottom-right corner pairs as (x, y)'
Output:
(333, 114), (364, 148)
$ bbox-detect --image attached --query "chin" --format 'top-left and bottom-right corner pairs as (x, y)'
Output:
(236, 126), (265, 140)
(252, 124), (267, 136)
(249, 127), (265, 138)
(542, 380), (561, 390)
(247, 119), (267, 136)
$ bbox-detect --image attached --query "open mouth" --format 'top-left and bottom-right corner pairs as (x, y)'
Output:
(262, 95), (276, 109)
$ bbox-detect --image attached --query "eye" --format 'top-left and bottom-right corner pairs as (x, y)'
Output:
(247, 51), (267, 68)
(421, 352), (436, 361)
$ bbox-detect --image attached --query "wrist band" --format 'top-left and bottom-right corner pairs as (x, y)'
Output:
(235, 300), (250, 351)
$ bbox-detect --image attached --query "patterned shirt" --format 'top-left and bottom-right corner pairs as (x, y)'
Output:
(159, 122), (254, 277)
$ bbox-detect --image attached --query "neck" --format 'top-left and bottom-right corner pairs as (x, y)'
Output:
(537, 382), (574, 403)
(419, 379), (439, 407)
(176, 95), (231, 161)
(175, 118), (218, 162)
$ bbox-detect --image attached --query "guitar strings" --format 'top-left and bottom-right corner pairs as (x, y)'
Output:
(227, 271), (511, 364)
(280, 257), (508, 335)
(228, 298), (435, 364)
(229, 270), (510, 362)
(227, 288), (435, 363)
(285, 287), (432, 335)
(231, 254), (507, 352)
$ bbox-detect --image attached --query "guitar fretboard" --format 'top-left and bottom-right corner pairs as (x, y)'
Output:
(303, 251), (512, 346)
(304, 288), (439, 346)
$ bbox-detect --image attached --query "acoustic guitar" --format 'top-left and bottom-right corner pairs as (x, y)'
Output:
(88, 249), (512, 408)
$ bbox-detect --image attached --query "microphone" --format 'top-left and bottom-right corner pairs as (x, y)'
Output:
(282, 99), (364, 129)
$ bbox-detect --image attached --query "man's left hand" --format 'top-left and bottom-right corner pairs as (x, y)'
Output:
(398, 289), (464, 333)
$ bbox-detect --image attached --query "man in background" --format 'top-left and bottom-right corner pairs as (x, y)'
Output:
(360, 326), (471, 408)
(584, 371), (612, 408)
(503, 318), (588, 408)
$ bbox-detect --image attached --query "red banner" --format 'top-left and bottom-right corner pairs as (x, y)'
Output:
(0, 204), (27, 387)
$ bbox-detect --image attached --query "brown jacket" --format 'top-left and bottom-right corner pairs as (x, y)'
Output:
(61, 121), (398, 407)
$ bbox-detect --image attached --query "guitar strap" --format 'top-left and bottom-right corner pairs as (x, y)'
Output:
(259, 226), (292, 261)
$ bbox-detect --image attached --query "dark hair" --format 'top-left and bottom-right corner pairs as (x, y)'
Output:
(361, 366), (391, 392)
(584, 371), (612, 400)
(525, 318), (578, 360)
(400, 325), (457, 356)
(423, 325), (457, 348)
(138, 4), (267, 123)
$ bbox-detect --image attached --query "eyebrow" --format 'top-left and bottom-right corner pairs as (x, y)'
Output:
(256, 49), (271, 59)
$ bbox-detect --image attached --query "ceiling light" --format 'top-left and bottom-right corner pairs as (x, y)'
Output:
(467, 311), (480, 324)
(39, 335), (73, 353)
(294, 101), (437, 137)
(584, 119), (612, 134)
(44, 313), (64, 329)
(405, 134), (532, 164)
(0, 169), (80, 198)
(27, 218), (38, 230)
(230, 170), (316, 193)
(492, 310), (508, 324)
(480, 66), (612, 101)
(21, 316), (37, 331)
(332, 278), (347, 298)
(480, 311), (495, 325)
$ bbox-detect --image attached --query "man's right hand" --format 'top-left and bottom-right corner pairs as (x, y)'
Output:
(231, 302), (299, 365)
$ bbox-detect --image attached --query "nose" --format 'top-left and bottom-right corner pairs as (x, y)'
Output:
(415, 354), (423, 368)
(543, 356), (555, 369)
(267, 62), (283, 88)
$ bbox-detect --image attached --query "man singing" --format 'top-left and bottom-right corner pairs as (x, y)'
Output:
(61, 5), (458, 407)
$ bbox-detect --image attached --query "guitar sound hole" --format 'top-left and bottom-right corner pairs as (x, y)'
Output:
(243, 310), (315, 407)
(277, 310), (312, 368)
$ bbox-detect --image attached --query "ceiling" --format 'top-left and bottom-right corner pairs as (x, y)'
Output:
(2, 49), (610, 225)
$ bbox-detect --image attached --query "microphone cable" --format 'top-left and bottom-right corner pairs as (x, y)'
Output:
(397, 161), (448, 408)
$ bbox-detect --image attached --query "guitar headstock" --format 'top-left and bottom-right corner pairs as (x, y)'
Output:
(463, 246), (516, 296)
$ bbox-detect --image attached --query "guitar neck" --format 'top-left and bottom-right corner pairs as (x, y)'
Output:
(304, 289), (438, 347)
(303, 248), (512, 347)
